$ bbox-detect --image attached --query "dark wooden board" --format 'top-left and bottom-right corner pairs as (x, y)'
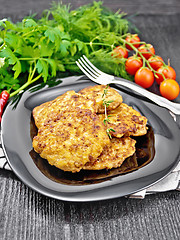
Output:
(0, 1), (180, 239)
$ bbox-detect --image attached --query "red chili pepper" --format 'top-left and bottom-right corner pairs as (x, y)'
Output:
(0, 90), (10, 122)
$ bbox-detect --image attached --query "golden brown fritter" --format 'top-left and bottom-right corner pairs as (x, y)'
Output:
(82, 154), (138, 181)
(99, 103), (148, 138)
(78, 85), (123, 113)
(33, 108), (111, 172)
(33, 90), (97, 129)
(32, 84), (148, 173)
(83, 137), (136, 170)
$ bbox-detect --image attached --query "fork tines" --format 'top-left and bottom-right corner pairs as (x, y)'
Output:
(76, 55), (102, 80)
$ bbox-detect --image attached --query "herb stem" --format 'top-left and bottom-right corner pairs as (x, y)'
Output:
(28, 62), (37, 83)
(19, 57), (38, 61)
(104, 103), (108, 120)
(102, 85), (115, 138)
(0, 42), (5, 51)
(10, 73), (42, 98)
(21, 28), (38, 38)
(28, 63), (33, 82)
(85, 42), (112, 47)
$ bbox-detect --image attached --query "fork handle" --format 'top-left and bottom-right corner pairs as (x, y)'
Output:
(111, 79), (180, 115)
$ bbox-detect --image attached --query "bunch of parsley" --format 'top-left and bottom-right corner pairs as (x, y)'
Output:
(0, 1), (134, 98)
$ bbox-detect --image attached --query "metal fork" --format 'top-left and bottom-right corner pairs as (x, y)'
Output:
(76, 55), (180, 115)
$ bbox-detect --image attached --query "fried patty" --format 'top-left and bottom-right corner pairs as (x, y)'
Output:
(82, 154), (138, 181)
(33, 108), (111, 172)
(78, 85), (123, 113)
(32, 84), (148, 173)
(33, 90), (97, 129)
(83, 137), (136, 170)
(99, 103), (148, 138)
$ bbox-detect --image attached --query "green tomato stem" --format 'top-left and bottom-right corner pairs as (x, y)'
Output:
(120, 37), (167, 80)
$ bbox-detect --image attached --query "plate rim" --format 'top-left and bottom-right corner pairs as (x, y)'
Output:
(1, 76), (180, 202)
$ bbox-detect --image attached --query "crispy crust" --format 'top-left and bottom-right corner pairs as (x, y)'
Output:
(78, 85), (123, 113)
(98, 103), (148, 138)
(83, 137), (136, 170)
(33, 90), (97, 129)
(33, 108), (110, 172)
(32, 85), (148, 173)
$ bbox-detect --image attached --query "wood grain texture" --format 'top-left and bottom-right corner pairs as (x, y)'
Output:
(0, 170), (180, 240)
(0, 0), (180, 21)
(0, 1), (180, 239)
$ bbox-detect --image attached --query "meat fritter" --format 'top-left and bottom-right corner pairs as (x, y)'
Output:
(82, 154), (138, 181)
(33, 90), (97, 129)
(78, 85), (123, 113)
(98, 103), (148, 137)
(83, 137), (136, 170)
(32, 84), (148, 174)
(33, 108), (111, 172)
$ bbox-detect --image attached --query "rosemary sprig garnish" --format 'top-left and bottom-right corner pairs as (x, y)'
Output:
(102, 85), (115, 139)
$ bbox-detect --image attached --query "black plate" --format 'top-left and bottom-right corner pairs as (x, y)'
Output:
(1, 76), (180, 202)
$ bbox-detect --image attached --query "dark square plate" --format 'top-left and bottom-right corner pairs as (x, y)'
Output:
(1, 76), (180, 202)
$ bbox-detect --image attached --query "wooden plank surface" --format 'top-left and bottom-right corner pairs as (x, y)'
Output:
(0, 169), (180, 240)
(0, 0), (180, 21)
(0, 1), (180, 239)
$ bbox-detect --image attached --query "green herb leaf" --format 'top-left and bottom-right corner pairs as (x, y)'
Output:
(16, 45), (40, 59)
(23, 19), (38, 27)
(36, 59), (48, 82)
(39, 40), (54, 57)
(106, 128), (116, 139)
(74, 39), (84, 51)
(0, 47), (18, 65)
(46, 59), (57, 77)
(70, 44), (77, 56)
(103, 118), (110, 125)
(12, 60), (21, 79)
(44, 27), (61, 50)
(56, 61), (65, 72)
(0, 57), (5, 68)
(59, 40), (72, 56)
(5, 33), (21, 50)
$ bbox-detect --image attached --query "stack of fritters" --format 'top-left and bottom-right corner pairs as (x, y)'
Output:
(33, 85), (148, 173)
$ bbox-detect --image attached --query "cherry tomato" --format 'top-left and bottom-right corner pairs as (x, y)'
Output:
(155, 65), (176, 84)
(125, 34), (140, 50)
(135, 67), (154, 88)
(125, 56), (143, 75)
(112, 46), (128, 58)
(148, 55), (164, 70)
(160, 79), (179, 100)
(138, 44), (155, 59)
